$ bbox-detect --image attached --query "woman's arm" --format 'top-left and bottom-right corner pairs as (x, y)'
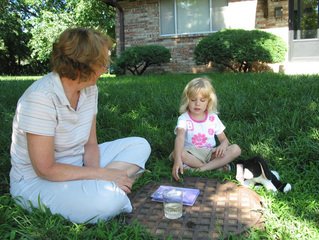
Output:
(83, 115), (100, 168)
(27, 132), (133, 193)
(27, 133), (102, 181)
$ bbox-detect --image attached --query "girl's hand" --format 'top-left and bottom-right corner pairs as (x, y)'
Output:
(215, 132), (229, 158)
(215, 143), (227, 158)
(172, 160), (183, 181)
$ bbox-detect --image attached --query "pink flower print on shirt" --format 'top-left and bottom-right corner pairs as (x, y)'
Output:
(205, 143), (213, 148)
(209, 115), (215, 122)
(192, 133), (207, 148)
(186, 120), (194, 131)
(208, 128), (214, 135)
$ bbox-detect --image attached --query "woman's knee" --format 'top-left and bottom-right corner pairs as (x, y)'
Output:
(141, 137), (151, 154)
(94, 193), (131, 214)
(134, 137), (151, 155)
(68, 197), (132, 224)
(63, 183), (132, 223)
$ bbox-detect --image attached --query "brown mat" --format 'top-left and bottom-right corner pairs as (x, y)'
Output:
(127, 177), (264, 240)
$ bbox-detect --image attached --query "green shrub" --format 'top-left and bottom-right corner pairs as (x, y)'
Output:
(115, 45), (171, 75)
(194, 29), (287, 72)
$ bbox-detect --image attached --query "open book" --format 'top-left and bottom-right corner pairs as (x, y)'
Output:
(151, 185), (200, 206)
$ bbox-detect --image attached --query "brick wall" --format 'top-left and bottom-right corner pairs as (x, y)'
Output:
(256, 0), (289, 29)
(115, 0), (289, 73)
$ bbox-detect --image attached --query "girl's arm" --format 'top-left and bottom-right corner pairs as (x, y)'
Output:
(27, 133), (133, 193)
(215, 132), (229, 158)
(172, 128), (186, 181)
(83, 115), (100, 168)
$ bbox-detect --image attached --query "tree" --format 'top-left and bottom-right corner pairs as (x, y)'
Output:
(115, 45), (171, 75)
(28, 0), (116, 63)
(0, 0), (116, 75)
(0, 0), (31, 74)
(194, 29), (287, 72)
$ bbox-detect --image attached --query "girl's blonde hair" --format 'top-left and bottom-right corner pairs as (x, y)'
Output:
(179, 77), (218, 114)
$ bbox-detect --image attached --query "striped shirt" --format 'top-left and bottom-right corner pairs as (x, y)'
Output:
(10, 72), (98, 180)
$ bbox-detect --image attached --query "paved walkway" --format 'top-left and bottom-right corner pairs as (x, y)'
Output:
(281, 61), (319, 75)
(127, 177), (264, 240)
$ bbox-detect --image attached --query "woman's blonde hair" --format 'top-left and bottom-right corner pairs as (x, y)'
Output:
(51, 27), (113, 82)
(179, 77), (218, 114)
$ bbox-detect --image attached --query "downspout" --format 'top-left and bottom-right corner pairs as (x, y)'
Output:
(102, 0), (125, 53)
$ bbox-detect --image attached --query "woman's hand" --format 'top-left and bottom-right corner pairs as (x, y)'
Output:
(102, 168), (133, 194)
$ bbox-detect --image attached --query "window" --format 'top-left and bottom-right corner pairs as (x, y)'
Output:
(160, 0), (228, 35)
(293, 0), (319, 39)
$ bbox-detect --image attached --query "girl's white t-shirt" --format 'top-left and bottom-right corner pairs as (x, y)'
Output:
(175, 111), (225, 149)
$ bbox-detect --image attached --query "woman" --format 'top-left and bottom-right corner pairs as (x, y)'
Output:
(10, 27), (151, 223)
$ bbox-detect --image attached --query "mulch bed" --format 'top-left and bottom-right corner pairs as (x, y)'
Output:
(127, 177), (264, 240)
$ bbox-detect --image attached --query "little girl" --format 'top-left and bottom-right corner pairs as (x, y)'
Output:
(171, 77), (241, 181)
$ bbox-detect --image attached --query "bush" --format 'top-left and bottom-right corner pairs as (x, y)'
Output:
(0, 58), (49, 76)
(194, 29), (287, 72)
(115, 45), (171, 75)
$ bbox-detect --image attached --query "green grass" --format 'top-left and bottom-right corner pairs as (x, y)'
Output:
(1, 73), (319, 239)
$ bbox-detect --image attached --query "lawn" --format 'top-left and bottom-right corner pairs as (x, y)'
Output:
(0, 73), (318, 239)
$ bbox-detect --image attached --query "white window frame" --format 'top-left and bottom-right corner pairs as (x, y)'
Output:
(292, 0), (319, 40)
(159, 0), (227, 36)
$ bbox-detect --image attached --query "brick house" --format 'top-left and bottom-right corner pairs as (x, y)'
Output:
(103, 0), (319, 74)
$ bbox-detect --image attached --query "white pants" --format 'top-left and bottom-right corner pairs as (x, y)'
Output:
(10, 137), (151, 223)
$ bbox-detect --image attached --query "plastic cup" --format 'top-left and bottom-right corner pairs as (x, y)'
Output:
(162, 189), (183, 219)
